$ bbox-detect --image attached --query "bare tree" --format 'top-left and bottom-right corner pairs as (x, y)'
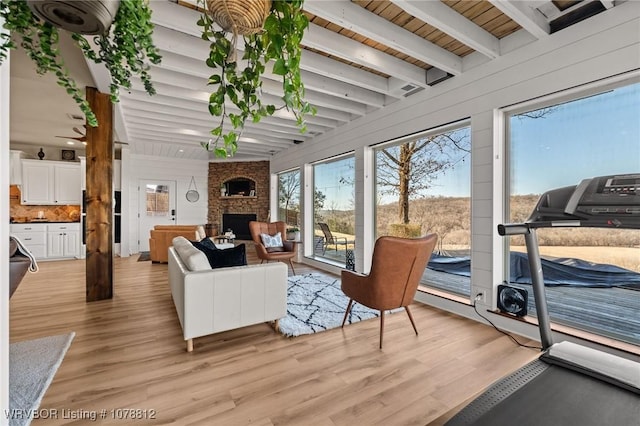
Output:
(278, 171), (300, 225)
(377, 130), (471, 224)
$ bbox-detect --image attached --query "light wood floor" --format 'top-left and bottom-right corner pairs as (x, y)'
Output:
(10, 246), (540, 425)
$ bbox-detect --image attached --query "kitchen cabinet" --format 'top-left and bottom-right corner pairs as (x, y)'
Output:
(10, 150), (28, 185)
(21, 160), (81, 205)
(10, 224), (47, 259)
(10, 223), (80, 260)
(47, 223), (79, 258)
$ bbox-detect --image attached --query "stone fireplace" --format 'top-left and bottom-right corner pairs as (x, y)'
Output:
(222, 213), (257, 240)
(208, 161), (270, 238)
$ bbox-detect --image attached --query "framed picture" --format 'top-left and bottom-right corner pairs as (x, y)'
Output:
(61, 149), (75, 161)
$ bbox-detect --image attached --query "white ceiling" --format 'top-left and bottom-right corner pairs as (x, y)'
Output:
(9, 0), (621, 161)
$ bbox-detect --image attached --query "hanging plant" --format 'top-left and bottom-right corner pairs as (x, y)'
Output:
(198, 0), (315, 158)
(0, 0), (161, 127)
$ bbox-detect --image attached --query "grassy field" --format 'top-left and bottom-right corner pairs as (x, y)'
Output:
(318, 194), (640, 272)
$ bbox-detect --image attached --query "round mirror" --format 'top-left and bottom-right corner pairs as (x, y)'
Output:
(186, 189), (199, 202)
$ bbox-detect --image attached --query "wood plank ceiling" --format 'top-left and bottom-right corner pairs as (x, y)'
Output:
(22, 0), (619, 160)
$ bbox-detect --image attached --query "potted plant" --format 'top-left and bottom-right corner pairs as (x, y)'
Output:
(197, 0), (315, 157)
(286, 226), (300, 241)
(0, 0), (161, 127)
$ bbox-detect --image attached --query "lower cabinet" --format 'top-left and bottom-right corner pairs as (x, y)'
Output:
(11, 223), (80, 260)
(10, 224), (46, 259)
(47, 224), (80, 258)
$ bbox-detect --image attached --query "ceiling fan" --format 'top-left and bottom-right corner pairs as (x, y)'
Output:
(56, 126), (86, 142)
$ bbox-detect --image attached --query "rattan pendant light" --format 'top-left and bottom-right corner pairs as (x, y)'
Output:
(206, 0), (272, 36)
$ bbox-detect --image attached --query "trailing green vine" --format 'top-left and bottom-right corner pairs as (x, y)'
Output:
(0, 0), (161, 127)
(198, 0), (315, 158)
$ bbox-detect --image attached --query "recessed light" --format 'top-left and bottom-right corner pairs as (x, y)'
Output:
(178, 149), (184, 152)
(66, 141), (75, 145)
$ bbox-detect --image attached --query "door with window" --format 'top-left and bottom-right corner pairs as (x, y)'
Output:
(138, 179), (176, 252)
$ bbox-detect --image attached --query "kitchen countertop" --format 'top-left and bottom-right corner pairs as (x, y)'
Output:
(10, 221), (81, 224)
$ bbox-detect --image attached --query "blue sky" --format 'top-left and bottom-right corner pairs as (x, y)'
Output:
(311, 81), (639, 208)
(510, 82), (640, 195)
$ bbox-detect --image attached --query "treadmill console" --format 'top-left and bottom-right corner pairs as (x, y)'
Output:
(566, 173), (640, 216)
(525, 173), (640, 229)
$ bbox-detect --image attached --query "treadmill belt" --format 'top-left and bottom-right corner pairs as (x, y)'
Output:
(469, 364), (639, 426)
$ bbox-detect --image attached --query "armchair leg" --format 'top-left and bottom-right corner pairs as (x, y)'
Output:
(288, 259), (296, 276)
(186, 339), (193, 352)
(341, 299), (354, 327)
(405, 305), (418, 335)
(379, 310), (385, 349)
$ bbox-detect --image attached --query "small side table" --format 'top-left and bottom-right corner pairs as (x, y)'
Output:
(213, 235), (235, 245)
(287, 239), (303, 263)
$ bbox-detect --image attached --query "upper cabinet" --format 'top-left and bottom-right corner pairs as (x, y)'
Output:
(10, 150), (28, 185)
(21, 160), (81, 205)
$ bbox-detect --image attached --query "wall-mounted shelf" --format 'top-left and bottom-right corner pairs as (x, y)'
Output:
(220, 196), (257, 199)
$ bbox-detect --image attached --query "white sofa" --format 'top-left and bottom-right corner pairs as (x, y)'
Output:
(168, 236), (288, 352)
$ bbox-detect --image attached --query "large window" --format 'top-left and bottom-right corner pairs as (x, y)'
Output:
(374, 122), (471, 297)
(312, 155), (356, 267)
(507, 80), (640, 345)
(277, 169), (300, 227)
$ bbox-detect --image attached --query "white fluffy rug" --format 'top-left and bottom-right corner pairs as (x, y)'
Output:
(277, 273), (382, 337)
(10, 333), (75, 426)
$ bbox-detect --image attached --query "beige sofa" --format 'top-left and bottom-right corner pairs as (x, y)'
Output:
(149, 225), (205, 263)
(168, 236), (287, 352)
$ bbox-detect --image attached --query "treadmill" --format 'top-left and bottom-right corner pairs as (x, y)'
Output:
(445, 173), (640, 425)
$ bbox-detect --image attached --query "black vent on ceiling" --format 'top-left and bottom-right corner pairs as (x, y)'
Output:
(550, 1), (605, 33)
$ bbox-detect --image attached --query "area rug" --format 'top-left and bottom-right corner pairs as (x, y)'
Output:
(10, 333), (75, 426)
(137, 251), (150, 262)
(278, 273), (385, 337)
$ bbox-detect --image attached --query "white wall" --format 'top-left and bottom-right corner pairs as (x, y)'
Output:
(270, 2), (640, 354)
(125, 154), (209, 254)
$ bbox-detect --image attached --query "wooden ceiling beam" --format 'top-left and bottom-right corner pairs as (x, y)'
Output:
(305, 0), (466, 70)
(389, 0), (501, 59)
(488, 0), (550, 39)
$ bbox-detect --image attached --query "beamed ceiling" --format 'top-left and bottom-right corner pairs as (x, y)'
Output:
(9, 0), (622, 160)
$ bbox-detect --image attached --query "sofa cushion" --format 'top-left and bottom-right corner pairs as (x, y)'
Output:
(194, 243), (248, 269)
(172, 236), (211, 271)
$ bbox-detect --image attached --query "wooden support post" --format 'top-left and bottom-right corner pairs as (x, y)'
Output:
(85, 87), (113, 302)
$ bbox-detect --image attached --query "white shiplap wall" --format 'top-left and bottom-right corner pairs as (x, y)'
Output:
(269, 2), (640, 352)
(125, 154), (209, 254)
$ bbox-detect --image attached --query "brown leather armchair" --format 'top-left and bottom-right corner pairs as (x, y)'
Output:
(341, 234), (438, 349)
(249, 221), (297, 275)
(149, 225), (205, 263)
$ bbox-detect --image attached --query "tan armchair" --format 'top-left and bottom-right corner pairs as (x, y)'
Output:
(149, 225), (205, 263)
(341, 234), (438, 349)
(249, 221), (297, 275)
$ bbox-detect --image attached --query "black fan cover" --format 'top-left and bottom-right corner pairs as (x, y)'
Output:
(497, 285), (528, 317)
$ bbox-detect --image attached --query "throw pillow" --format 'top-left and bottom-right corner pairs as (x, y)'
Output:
(172, 236), (210, 271)
(190, 237), (217, 251)
(260, 232), (283, 248)
(193, 243), (247, 269)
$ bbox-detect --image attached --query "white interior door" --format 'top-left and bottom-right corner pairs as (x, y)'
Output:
(138, 179), (176, 252)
